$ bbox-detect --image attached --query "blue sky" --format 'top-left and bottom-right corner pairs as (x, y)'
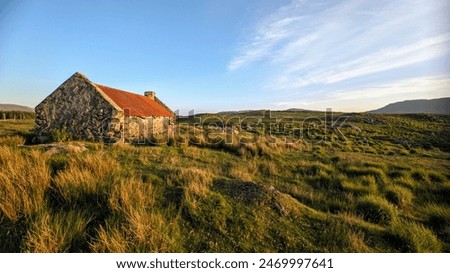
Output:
(0, 0), (449, 113)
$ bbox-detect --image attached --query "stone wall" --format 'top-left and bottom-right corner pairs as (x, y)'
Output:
(34, 72), (174, 144)
(123, 116), (173, 144)
(34, 73), (123, 143)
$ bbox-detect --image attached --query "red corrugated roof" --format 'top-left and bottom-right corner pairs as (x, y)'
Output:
(94, 83), (173, 117)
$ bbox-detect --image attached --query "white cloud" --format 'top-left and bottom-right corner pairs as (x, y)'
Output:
(286, 33), (450, 88)
(228, 0), (450, 94)
(227, 0), (308, 71)
(227, 16), (304, 70)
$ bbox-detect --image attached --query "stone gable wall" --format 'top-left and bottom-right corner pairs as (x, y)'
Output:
(34, 73), (123, 143)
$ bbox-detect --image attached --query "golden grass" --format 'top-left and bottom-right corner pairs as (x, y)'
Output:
(0, 135), (26, 146)
(51, 152), (119, 207)
(227, 163), (254, 181)
(24, 210), (93, 252)
(0, 147), (50, 221)
(1, 113), (450, 252)
(92, 176), (181, 252)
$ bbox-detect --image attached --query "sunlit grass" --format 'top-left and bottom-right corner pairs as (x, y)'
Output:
(0, 112), (449, 252)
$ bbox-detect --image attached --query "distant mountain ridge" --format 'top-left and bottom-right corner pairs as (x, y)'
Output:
(369, 98), (450, 115)
(0, 104), (34, 112)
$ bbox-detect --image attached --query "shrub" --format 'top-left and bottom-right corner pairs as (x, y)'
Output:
(355, 195), (397, 225)
(50, 129), (73, 142)
(386, 221), (442, 252)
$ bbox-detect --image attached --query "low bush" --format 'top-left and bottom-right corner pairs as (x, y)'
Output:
(50, 129), (73, 142)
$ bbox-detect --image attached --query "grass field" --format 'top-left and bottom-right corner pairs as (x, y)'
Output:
(0, 111), (449, 252)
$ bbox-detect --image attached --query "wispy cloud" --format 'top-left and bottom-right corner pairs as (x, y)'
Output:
(227, 9), (305, 70)
(277, 33), (450, 89)
(228, 0), (450, 102)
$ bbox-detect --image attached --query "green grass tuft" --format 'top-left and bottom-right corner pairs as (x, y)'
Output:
(355, 195), (397, 225)
(384, 185), (413, 208)
(386, 221), (442, 252)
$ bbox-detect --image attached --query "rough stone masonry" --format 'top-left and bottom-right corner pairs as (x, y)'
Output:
(34, 72), (175, 143)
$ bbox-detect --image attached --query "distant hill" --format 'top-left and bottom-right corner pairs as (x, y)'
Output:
(0, 103), (34, 112)
(369, 98), (450, 115)
(286, 108), (309, 112)
(217, 109), (321, 115)
(217, 110), (266, 115)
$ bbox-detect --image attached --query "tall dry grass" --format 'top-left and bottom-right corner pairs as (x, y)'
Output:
(168, 167), (214, 210)
(50, 152), (119, 207)
(91, 177), (181, 252)
(24, 210), (93, 252)
(0, 146), (50, 221)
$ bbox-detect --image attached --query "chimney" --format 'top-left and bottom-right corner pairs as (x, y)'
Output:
(144, 91), (156, 100)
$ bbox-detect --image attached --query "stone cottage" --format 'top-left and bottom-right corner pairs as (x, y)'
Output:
(34, 72), (175, 143)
